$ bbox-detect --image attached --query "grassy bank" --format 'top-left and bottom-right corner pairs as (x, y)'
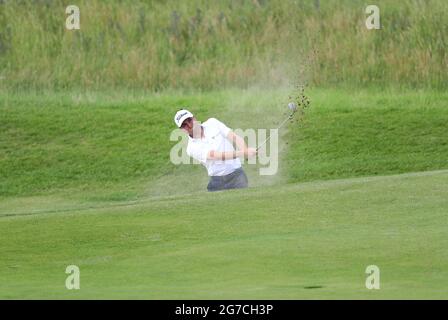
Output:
(1, 88), (447, 201)
(287, 89), (448, 182)
(0, 0), (447, 90)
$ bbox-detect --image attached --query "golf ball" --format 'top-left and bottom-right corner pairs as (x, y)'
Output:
(288, 102), (297, 111)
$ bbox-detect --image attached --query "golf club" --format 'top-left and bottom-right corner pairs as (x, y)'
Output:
(257, 102), (298, 151)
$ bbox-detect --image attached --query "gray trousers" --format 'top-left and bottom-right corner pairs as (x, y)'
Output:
(207, 168), (248, 192)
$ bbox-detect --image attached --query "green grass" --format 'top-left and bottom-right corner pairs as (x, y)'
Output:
(1, 88), (448, 299)
(1, 0), (446, 301)
(0, 170), (447, 299)
(287, 89), (448, 182)
(1, 0), (447, 90)
(0, 90), (214, 198)
(1, 88), (447, 200)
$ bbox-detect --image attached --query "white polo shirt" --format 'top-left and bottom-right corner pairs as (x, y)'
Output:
(187, 118), (241, 177)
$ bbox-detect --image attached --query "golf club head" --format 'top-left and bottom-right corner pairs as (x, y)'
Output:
(288, 102), (298, 113)
(258, 102), (299, 151)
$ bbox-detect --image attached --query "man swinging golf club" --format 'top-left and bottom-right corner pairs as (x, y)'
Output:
(174, 109), (257, 192)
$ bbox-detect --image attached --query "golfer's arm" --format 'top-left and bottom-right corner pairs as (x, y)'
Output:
(227, 131), (248, 153)
(207, 150), (243, 161)
(205, 131), (248, 160)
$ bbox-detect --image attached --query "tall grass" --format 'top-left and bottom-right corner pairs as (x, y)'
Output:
(0, 0), (446, 91)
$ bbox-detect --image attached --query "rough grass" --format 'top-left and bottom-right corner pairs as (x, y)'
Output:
(0, 0), (447, 90)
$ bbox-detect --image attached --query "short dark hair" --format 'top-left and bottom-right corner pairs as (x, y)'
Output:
(180, 117), (193, 128)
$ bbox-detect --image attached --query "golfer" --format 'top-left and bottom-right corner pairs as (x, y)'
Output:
(174, 109), (257, 192)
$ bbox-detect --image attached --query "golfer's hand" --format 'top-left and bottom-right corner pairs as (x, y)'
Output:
(245, 148), (257, 159)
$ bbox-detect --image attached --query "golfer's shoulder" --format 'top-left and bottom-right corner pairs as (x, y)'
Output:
(203, 117), (224, 127)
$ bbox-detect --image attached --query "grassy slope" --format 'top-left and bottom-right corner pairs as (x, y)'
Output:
(0, 170), (447, 299)
(1, 89), (447, 200)
(0, 91), (214, 199)
(288, 89), (448, 182)
(1, 88), (447, 299)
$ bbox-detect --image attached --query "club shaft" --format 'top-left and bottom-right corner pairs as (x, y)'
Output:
(257, 112), (294, 150)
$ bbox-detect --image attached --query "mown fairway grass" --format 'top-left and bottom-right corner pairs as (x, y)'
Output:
(0, 170), (447, 299)
(1, 88), (447, 299)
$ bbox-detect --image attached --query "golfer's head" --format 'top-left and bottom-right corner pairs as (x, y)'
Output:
(174, 109), (197, 136)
